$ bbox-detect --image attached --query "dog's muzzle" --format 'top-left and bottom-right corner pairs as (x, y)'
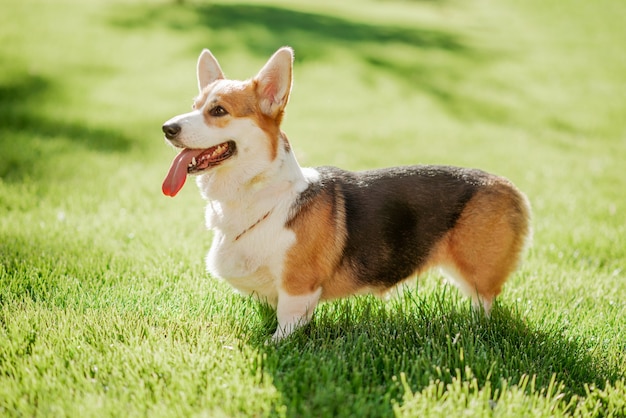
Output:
(162, 123), (181, 140)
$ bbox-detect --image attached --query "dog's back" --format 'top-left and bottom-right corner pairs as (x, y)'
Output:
(284, 165), (532, 311)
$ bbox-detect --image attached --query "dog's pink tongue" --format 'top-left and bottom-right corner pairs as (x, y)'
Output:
(162, 148), (200, 197)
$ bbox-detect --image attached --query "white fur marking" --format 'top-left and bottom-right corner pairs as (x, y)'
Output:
(272, 288), (322, 341)
(439, 266), (493, 315)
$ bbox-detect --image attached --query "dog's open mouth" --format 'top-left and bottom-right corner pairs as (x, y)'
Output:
(162, 141), (236, 197)
(187, 141), (236, 174)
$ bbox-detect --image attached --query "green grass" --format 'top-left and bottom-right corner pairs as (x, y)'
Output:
(1, 0), (625, 416)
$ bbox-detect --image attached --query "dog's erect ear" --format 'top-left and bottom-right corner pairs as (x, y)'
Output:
(197, 49), (225, 93)
(254, 47), (294, 117)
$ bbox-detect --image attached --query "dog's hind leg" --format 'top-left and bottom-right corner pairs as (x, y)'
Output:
(439, 264), (496, 314)
(436, 181), (531, 314)
(272, 287), (322, 341)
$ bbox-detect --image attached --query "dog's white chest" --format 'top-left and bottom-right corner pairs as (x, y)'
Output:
(205, 213), (296, 305)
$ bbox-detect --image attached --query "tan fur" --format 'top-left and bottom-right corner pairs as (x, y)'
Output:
(193, 81), (282, 160)
(200, 85), (253, 120)
(282, 186), (352, 297)
(432, 177), (531, 303)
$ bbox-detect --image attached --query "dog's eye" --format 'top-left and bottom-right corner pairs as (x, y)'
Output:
(209, 106), (228, 117)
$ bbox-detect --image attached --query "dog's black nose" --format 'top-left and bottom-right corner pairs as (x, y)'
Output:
(162, 123), (181, 140)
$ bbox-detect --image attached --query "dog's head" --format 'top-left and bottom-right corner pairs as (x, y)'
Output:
(162, 47), (294, 197)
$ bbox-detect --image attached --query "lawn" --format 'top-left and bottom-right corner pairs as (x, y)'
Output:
(1, 0), (625, 416)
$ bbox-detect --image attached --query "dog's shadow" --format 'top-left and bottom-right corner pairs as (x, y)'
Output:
(241, 290), (622, 416)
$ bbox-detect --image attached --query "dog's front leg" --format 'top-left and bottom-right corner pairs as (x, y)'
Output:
(271, 287), (322, 341)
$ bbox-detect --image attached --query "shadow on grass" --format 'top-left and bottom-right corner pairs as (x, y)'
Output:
(244, 292), (623, 416)
(109, 2), (494, 117)
(192, 4), (466, 56)
(0, 75), (133, 182)
(113, 3), (467, 57)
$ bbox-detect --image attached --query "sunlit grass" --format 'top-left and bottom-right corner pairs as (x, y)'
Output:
(1, 0), (625, 416)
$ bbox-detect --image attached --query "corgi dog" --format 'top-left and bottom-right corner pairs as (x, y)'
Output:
(161, 47), (532, 341)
